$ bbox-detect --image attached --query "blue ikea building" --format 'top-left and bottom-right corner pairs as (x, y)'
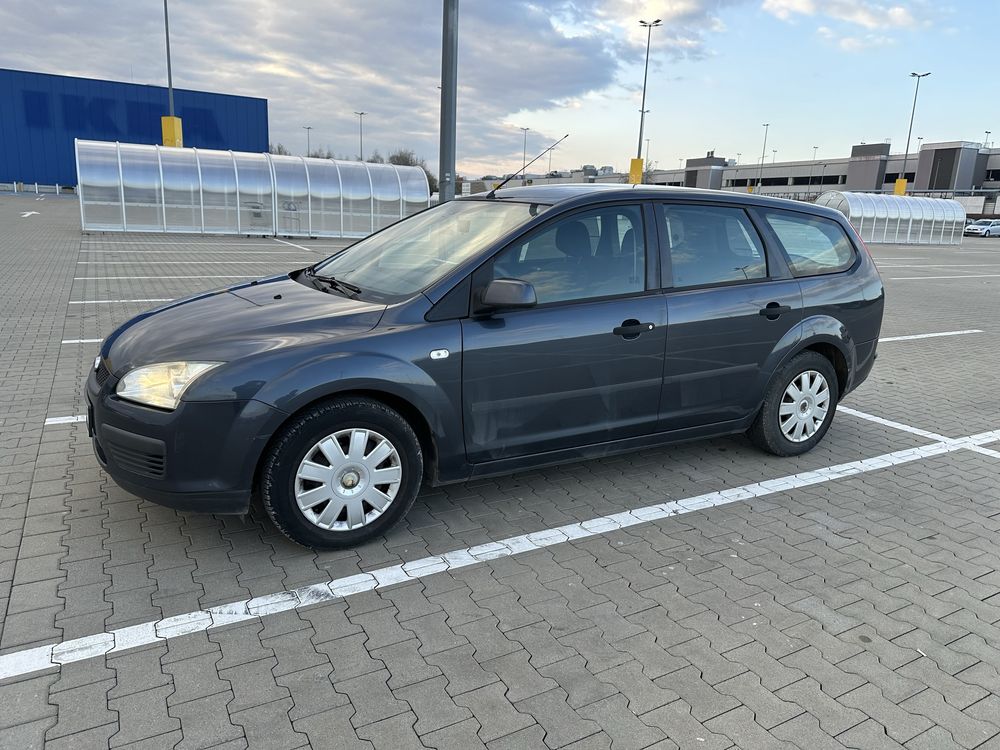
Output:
(0, 68), (268, 186)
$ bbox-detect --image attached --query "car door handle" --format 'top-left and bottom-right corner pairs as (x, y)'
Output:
(759, 303), (792, 319)
(613, 320), (655, 338)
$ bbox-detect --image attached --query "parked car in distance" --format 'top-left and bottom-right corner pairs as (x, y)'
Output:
(964, 218), (1000, 237)
(87, 185), (884, 549)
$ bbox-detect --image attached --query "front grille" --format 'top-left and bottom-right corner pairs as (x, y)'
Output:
(95, 360), (111, 387)
(102, 425), (167, 479)
(106, 441), (166, 478)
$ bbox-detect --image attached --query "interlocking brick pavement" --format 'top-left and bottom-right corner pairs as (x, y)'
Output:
(2, 193), (1000, 748)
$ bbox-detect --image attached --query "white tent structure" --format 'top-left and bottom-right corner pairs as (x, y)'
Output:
(76, 139), (430, 238)
(816, 191), (965, 245)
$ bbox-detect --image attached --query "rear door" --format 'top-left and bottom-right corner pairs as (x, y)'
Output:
(658, 202), (803, 430)
(461, 203), (667, 463)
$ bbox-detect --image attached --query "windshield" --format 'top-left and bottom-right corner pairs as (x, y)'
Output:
(312, 200), (546, 301)
(973, 219), (992, 225)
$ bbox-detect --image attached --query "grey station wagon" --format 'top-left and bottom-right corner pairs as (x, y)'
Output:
(86, 185), (884, 548)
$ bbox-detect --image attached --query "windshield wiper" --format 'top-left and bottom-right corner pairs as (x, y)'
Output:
(304, 268), (362, 298)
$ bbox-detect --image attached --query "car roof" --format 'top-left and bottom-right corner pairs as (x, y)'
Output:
(460, 183), (845, 221)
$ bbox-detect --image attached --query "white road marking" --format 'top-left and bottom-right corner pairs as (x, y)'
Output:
(20, 211), (40, 218)
(5, 422), (1000, 681)
(878, 329), (983, 343)
(274, 238), (324, 253)
(74, 276), (257, 280)
(69, 299), (173, 305)
(78, 260), (285, 264)
(80, 250), (302, 255)
(889, 274), (1000, 280)
(61, 339), (102, 344)
(44, 415), (87, 426)
(842, 406), (1000, 461)
(81, 240), (280, 246)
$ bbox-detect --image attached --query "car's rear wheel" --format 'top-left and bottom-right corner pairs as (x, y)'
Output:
(748, 351), (839, 456)
(261, 397), (423, 549)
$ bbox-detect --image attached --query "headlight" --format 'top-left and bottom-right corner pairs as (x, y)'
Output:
(116, 362), (222, 410)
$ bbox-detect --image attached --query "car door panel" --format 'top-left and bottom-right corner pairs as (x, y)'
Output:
(461, 202), (667, 463)
(462, 295), (667, 462)
(661, 281), (802, 429)
(656, 201), (803, 430)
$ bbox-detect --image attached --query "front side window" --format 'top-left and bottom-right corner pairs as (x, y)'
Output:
(312, 199), (545, 301)
(659, 204), (767, 288)
(489, 205), (646, 304)
(764, 211), (855, 276)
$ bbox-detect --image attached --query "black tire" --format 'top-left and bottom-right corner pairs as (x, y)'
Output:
(261, 396), (423, 549)
(747, 351), (839, 457)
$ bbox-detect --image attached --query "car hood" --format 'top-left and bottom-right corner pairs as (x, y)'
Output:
(103, 274), (386, 374)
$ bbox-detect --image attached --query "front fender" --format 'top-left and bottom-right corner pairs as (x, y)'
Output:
(251, 322), (466, 480)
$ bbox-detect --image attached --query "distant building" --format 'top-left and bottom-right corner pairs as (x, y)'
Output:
(0, 68), (268, 186)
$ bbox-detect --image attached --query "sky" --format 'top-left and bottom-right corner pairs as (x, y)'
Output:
(0, 0), (996, 179)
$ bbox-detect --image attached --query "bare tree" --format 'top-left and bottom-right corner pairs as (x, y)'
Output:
(269, 142), (291, 155)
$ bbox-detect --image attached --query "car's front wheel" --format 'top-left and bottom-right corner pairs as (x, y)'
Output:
(261, 397), (423, 549)
(748, 351), (839, 456)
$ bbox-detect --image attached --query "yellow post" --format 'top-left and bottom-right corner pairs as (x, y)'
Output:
(893, 178), (908, 196)
(161, 116), (183, 147)
(629, 158), (644, 185)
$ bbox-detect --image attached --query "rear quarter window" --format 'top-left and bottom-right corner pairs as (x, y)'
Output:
(764, 211), (856, 277)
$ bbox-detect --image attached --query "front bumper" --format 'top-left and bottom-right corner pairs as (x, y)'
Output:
(86, 365), (286, 514)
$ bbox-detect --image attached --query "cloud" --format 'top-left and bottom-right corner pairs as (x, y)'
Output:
(763, 0), (921, 29)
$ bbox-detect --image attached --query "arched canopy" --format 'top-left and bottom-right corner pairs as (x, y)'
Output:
(815, 191), (965, 245)
(76, 139), (431, 237)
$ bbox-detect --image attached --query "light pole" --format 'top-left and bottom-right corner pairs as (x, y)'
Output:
(899, 71), (930, 194)
(163, 0), (174, 118)
(736, 152), (741, 165)
(354, 111), (367, 161)
(645, 138), (651, 165)
(757, 123), (769, 192)
(772, 149), (777, 164)
(678, 158), (683, 169)
(519, 127), (529, 184)
(547, 146), (555, 173)
(302, 126), (312, 156)
(636, 19), (661, 165)
(439, 0), (458, 202)
(819, 163), (827, 191)
(808, 145), (819, 192)
(986, 130), (992, 148)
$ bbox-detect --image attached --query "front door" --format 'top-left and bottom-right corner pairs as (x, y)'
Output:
(656, 202), (804, 429)
(462, 203), (667, 463)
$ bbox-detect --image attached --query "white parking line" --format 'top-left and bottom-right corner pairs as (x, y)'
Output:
(7, 426), (1000, 682)
(841, 406), (1000, 460)
(81, 241), (280, 246)
(69, 299), (173, 305)
(74, 276), (257, 280)
(43, 415), (87, 426)
(61, 339), (102, 344)
(879, 329), (983, 342)
(80, 250), (302, 255)
(274, 238), (324, 253)
(78, 261), (285, 265)
(890, 274), (1000, 280)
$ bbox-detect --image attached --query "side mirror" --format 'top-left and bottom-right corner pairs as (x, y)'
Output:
(480, 278), (537, 311)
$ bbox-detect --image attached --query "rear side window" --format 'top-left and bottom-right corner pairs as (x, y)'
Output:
(659, 204), (767, 289)
(764, 211), (855, 277)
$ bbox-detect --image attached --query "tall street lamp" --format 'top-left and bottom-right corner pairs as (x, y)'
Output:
(808, 145), (819, 192)
(757, 123), (769, 192)
(898, 71), (930, 194)
(160, 0), (182, 146)
(354, 111), (367, 161)
(302, 126), (312, 156)
(633, 18), (661, 182)
(736, 152), (741, 164)
(519, 127), (530, 184)
(986, 130), (992, 148)
(772, 149), (777, 164)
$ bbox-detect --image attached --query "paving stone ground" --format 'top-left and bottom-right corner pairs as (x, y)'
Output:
(1, 192), (999, 749)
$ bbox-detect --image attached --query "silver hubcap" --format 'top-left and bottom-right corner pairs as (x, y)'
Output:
(779, 370), (830, 443)
(294, 428), (402, 531)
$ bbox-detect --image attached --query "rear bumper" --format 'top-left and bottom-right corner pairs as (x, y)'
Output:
(844, 338), (877, 396)
(87, 366), (286, 514)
